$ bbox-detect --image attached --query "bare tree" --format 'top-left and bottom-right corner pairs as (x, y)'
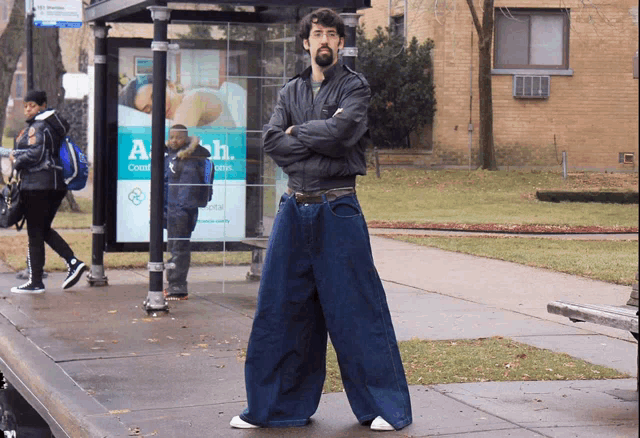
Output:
(32, 27), (66, 108)
(466, 0), (496, 170)
(0, 0), (26, 142)
(32, 26), (82, 211)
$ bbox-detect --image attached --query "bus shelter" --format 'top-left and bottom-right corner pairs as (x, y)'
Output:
(83, 0), (369, 312)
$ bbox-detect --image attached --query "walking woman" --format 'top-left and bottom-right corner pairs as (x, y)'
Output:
(9, 90), (86, 293)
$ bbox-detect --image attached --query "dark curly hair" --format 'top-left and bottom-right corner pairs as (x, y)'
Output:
(297, 8), (345, 43)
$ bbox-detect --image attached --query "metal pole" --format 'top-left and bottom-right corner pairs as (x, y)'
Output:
(247, 248), (263, 281)
(143, 6), (170, 313)
(25, 0), (34, 90)
(468, 30), (473, 171)
(340, 11), (360, 70)
(87, 22), (109, 287)
(562, 151), (568, 180)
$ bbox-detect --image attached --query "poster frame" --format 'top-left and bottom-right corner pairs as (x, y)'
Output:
(104, 37), (265, 253)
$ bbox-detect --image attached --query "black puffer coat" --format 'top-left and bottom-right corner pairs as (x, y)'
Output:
(13, 109), (69, 191)
(262, 61), (370, 192)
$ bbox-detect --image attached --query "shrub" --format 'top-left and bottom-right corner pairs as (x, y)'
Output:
(357, 27), (436, 149)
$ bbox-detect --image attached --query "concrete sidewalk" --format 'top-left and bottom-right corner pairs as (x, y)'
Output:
(0, 236), (636, 437)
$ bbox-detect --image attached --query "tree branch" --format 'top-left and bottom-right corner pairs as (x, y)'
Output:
(480, 0), (495, 50)
(465, 0), (483, 36)
(0, 0), (27, 140)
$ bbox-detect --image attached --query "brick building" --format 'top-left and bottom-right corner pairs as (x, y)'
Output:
(3, 1), (637, 171)
(360, 0), (639, 171)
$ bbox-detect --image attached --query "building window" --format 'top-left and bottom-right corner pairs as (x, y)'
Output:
(15, 74), (25, 99)
(494, 9), (569, 69)
(391, 15), (404, 41)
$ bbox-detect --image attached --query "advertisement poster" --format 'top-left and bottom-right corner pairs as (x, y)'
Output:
(116, 47), (247, 243)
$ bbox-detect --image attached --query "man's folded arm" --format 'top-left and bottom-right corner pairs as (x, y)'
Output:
(262, 92), (312, 168)
(291, 82), (370, 158)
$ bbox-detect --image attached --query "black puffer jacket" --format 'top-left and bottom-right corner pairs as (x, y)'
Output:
(13, 109), (69, 191)
(262, 61), (370, 192)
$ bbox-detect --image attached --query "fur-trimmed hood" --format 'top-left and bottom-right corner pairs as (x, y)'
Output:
(169, 136), (211, 160)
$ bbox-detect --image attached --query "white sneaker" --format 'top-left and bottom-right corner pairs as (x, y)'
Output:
(370, 416), (394, 431)
(230, 416), (260, 429)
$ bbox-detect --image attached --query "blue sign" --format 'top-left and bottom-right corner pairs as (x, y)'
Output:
(33, 0), (83, 28)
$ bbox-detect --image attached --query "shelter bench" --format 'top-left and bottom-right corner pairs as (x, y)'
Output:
(547, 274), (639, 390)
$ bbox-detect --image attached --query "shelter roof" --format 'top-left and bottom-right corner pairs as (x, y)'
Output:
(86, 0), (370, 23)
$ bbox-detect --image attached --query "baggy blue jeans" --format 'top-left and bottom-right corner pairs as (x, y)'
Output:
(240, 192), (412, 430)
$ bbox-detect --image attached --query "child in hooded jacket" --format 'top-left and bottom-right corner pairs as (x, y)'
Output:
(164, 124), (211, 300)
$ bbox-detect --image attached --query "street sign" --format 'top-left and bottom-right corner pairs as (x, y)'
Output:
(33, 0), (83, 28)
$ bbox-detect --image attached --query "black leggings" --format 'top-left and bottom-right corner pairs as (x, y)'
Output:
(22, 190), (74, 283)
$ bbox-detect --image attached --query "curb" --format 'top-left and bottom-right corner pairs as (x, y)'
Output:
(0, 313), (129, 437)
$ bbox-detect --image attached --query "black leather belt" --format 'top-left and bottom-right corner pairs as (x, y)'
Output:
(286, 187), (355, 204)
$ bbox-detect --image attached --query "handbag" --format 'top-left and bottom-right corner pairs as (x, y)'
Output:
(0, 171), (25, 230)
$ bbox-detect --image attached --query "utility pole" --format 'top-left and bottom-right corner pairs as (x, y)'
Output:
(25, 0), (34, 90)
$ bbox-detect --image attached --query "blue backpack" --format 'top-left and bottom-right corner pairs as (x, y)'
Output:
(59, 137), (89, 191)
(197, 158), (215, 207)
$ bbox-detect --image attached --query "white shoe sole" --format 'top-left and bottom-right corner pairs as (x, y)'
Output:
(370, 416), (394, 431)
(11, 287), (45, 294)
(230, 416), (260, 429)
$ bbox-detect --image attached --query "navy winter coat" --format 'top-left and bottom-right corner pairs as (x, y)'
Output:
(164, 136), (211, 210)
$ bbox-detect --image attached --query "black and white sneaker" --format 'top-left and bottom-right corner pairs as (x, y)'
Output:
(62, 258), (87, 290)
(11, 281), (45, 294)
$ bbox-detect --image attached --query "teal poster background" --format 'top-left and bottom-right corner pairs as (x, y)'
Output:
(118, 126), (246, 181)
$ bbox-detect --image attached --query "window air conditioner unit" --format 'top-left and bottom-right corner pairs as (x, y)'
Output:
(513, 75), (550, 99)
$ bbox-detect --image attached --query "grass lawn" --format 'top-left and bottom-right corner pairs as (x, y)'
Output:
(238, 337), (628, 392)
(308, 337), (629, 393)
(53, 196), (93, 229)
(53, 169), (639, 231)
(356, 169), (638, 228)
(0, 232), (251, 272)
(2, 135), (12, 148)
(323, 337), (628, 392)
(388, 235), (638, 285)
(1, 169), (637, 278)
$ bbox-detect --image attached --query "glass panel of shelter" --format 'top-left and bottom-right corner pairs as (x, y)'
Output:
(161, 21), (296, 275)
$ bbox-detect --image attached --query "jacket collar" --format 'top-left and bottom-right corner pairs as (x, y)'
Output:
(300, 61), (343, 83)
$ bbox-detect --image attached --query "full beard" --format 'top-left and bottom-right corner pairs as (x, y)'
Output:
(315, 48), (334, 67)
